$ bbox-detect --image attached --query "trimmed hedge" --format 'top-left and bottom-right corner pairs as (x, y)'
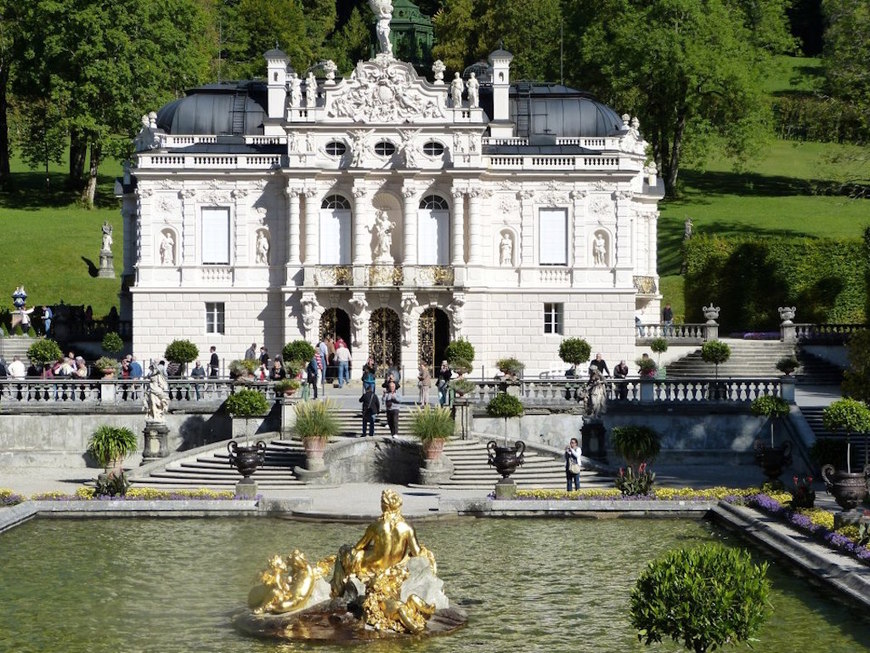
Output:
(684, 234), (866, 332)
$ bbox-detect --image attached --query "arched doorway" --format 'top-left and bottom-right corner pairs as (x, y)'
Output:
(320, 308), (351, 381)
(369, 307), (401, 375)
(418, 307), (450, 370)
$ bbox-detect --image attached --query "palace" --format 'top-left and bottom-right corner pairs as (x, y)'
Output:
(119, 15), (663, 376)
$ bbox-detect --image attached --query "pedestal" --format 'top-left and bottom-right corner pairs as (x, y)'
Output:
(99, 250), (115, 278)
(494, 478), (517, 499)
(581, 419), (607, 463)
(235, 478), (258, 499)
(280, 395), (300, 434)
(141, 421), (170, 464)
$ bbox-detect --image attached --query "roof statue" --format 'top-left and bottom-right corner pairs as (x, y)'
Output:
(369, 1), (393, 57)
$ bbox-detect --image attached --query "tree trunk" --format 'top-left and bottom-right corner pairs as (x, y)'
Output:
(68, 130), (86, 187)
(0, 63), (10, 180)
(664, 107), (688, 198)
(81, 141), (100, 209)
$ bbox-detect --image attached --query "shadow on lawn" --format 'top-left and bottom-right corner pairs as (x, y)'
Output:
(81, 257), (99, 278)
(0, 170), (120, 210)
(680, 169), (866, 199)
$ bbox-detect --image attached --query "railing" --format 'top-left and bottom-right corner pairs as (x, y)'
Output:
(794, 323), (868, 344)
(636, 322), (708, 343)
(482, 136), (616, 149)
(137, 153), (285, 170)
(461, 377), (783, 406)
(486, 154), (626, 171)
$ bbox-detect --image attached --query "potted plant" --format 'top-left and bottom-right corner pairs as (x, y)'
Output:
(224, 388), (270, 483)
(293, 399), (340, 471)
(27, 338), (62, 375)
(87, 425), (138, 497)
(450, 357), (473, 377)
(283, 340), (316, 366)
(229, 358), (259, 380)
(450, 378), (476, 398)
(164, 339), (198, 377)
(558, 337), (591, 371)
(101, 331), (124, 357)
(650, 337), (668, 377)
(701, 339), (731, 399)
(445, 338), (475, 370)
(776, 355), (799, 376)
(274, 378), (301, 397)
(635, 356), (658, 379)
(410, 405), (454, 462)
(820, 398), (870, 513)
(750, 395), (792, 482)
(495, 357), (525, 381)
(95, 356), (120, 378)
(485, 392), (525, 480)
(611, 425), (661, 496)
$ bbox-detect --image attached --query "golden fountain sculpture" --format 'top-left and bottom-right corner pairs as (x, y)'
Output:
(233, 489), (466, 641)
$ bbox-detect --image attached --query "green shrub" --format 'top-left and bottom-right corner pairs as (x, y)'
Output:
(776, 355), (799, 375)
(12, 324), (23, 335)
(635, 356), (658, 378)
(822, 398), (870, 434)
(495, 357), (525, 377)
(701, 340), (730, 379)
(450, 378), (477, 396)
(225, 388), (270, 418)
(450, 357), (473, 375)
(88, 425), (138, 470)
(164, 339), (198, 364)
(486, 392), (524, 418)
(410, 405), (454, 442)
(611, 426), (661, 468)
(751, 395), (789, 419)
(558, 338), (591, 366)
(293, 399), (340, 440)
(630, 545), (771, 653)
(229, 359), (259, 378)
(615, 463), (656, 496)
(95, 356), (119, 371)
(27, 327), (36, 337)
(809, 438), (848, 469)
(444, 338), (475, 366)
(274, 379), (301, 394)
(283, 340), (315, 364)
(101, 331), (124, 355)
(650, 338), (668, 355)
(772, 95), (870, 144)
(684, 235), (867, 332)
(843, 330), (870, 403)
(27, 338), (62, 367)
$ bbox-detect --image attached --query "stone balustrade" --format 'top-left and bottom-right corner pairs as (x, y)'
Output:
(793, 323), (868, 344)
(636, 322), (708, 344)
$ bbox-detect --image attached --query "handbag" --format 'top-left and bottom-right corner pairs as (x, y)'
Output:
(568, 461), (581, 475)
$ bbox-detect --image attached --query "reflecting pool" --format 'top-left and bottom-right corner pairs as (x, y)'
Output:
(1, 517), (869, 652)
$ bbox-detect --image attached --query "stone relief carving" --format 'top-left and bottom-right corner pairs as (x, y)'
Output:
(159, 229), (176, 266)
(400, 294), (418, 345)
(371, 210), (394, 264)
(593, 231), (608, 267)
(432, 60), (445, 84)
(255, 229), (270, 265)
(589, 196), (613, 218)
(134, 111), (162, 151)
(499, 232), (513, 266)
(301, 292), (321, 336)
(447, 294), (466, 337)
(349, 293), (369, 347)
(400, 129), (422, 168)
(327, 58), (446, 123)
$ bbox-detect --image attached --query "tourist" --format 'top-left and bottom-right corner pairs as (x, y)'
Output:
(383, 380), (401, 438)
(73, 356), (87, 378)
(245, 343), (257, 360)
(362, 356), (377, 392)
(259, 346), (270, 366)
(436, 360), (451, 406)
(613, 359), (629, 400)
(269, 358), (286, 381)
(359, 386), (380, 437)
(306, 355), (319, 399)
(129, 356), (143, 379)
(42, 305), (53, 336)
(565, 437), (582, 491)
(334, 341), (351, 388)
(317, 339), (329, 383)
(589, 353), (610, 378)
(381, 371), (397, 391)
(417, 363), (431, 405)
(121, 355), (131, 379)
(8, 356), (25, 379)
(638, 353), (656, 378)
(257, 362), (269, 381)
(190, 360), (206, 399)
(635, 312), (645, 337)
(209, 346), (220, 378)
(662, 303), (674, 337)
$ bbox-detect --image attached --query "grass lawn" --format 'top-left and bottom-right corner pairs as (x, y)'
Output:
(0, 155), (123, 318)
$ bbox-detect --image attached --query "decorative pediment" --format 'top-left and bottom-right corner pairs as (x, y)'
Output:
(324, 56), (448, 125)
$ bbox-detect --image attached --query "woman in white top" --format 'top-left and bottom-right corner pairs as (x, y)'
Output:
(565, 437), (582, 491)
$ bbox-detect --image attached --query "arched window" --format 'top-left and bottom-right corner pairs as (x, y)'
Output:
(321, 194), (351, 210)
(423, 141), (445, 157)
(325, 141), (347, 157)
(374, 141), (396, 156)
(419, 195), (449, 210)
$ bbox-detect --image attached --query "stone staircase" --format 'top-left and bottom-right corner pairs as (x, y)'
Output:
(0, 335), (35, 366)
(664, 340), (796, 378)
(795, 350), (845, 386)
(800, 406), (869, 466)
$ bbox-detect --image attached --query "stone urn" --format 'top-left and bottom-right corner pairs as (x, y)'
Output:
(302, 436), (329, 471)
(487, 440), (525, 479)
(422, 438), (446, 462)
(227, 440), (267, 480)
(820, 464), (870, 512)
(753, 440), (792, 481)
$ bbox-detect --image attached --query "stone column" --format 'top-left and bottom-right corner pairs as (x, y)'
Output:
(232, 188), (249, 265)
(352, 183), (373, 266)
(303, 187), (319, 265)
(285, 186), (302, 266)
(468, 189), (483, 265)
(648, 210), (659, 276)
(137, 187), (154, 264)
(451, 189), (465, 266)
(614, 190), (634, 267)
(402, 184), (419, 266)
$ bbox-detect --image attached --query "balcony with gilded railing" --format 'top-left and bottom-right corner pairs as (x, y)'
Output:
(305, 265), (454, 289)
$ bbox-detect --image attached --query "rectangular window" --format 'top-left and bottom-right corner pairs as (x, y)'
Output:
(538, 208), (568, 265)
(202, 207), (231, 264)
(544, 303), (563, 335)
(205, 302), (225, 334)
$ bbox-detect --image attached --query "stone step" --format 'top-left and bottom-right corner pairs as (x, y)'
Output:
(801, 406), (869, 467)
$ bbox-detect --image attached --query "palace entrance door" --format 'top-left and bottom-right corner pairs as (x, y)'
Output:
(369, 307), (401, 376)
(418, 307), (450, 371)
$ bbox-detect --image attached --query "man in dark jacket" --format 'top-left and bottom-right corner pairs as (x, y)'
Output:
(360, 386), (380, 437)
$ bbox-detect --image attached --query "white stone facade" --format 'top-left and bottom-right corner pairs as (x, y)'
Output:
(120, 48), (663, 376)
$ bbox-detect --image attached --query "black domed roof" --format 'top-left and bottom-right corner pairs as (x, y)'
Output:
(156, 81), (267, 135)
(480, 83), (623, 139)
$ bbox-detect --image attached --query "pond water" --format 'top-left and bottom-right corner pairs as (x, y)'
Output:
(1, 516), (869, 652)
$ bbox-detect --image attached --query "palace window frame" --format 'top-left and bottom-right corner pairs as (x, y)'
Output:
(422, 141), (445, 157)
(374, 140), (396, 157)
(201, 207), (231, 265)
(205, 302), (225, 335)
(543, 303), (563, 335)
(325, 141), (347, 157)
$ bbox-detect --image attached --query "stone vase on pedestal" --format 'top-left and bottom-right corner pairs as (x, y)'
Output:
(141, 421), (170, 464)
(487, 440), (525, 499)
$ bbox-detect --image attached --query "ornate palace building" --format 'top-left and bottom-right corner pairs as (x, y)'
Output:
(119, 7), (663, 376)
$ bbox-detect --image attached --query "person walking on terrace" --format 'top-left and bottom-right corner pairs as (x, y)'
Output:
(383, 380), (401, 438)
(360, 385), (380, 437)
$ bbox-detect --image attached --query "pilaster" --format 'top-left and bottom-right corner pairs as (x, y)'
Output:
(451, 188), (466, 266)
(303, 187), (319, 265)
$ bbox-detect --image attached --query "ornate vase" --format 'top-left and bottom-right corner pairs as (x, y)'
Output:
(303, 436), (329, 471)
(753, 440), (792, 481)
(820, 464), (870, 511)
(487, 440), (525, 479)
(227, 440), (267, 479)
(422, 438), (445, 462)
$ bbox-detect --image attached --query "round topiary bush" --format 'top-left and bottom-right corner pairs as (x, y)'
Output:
(558, 338), (591, 366)
(650, 337), (668, 356)
(27, 338), (62, 367)
(486, 392), (524, 418)
(101, 331), (124, 355)
(283, 340), (316, 364)
(700, 340), (731, 378)
(225, 388), (270, 418)
(445, 338), (475, 366)
(164, 339), (198, 364)
(495, 357), (525, 378)
(630, 544), (770, 653)
(611, 425), (661, 468)
(775, 355), (799, 376)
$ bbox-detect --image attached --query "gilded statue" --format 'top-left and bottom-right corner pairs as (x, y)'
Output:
(248, 550), (334, 615)
(362, 566), (436, 634)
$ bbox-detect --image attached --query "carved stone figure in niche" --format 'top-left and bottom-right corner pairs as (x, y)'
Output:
(369, 1), (394, 57)
(593, 233), (607, 267)
(499, 232), (513, 266)
(400, 129), (421, 168)
(350, 129), (374, 167)
(160, 231), (176, 266)
(305, 72), (317, 108)
(101, 221), (113, 252)
(372, 210), (394, 263)
(289, 73), (302, 108)
(256, 230), (270, 265)
(466, 73), (480, 109)
(449, 73), (464, 108)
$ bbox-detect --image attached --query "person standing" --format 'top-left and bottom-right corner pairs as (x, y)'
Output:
(307, 355), (319, 399)
(317, 338), (329, 384)
(269, 358), (286, 381)
(190, 360), (206, 399)
(383, 380), (401, 438)
(362, 356), (377, 392)
(613, 359), (629, 400)
(662, 303), (674, 337)
(334, 341), (351, 388)
(359, 385), (380, 437)
(565, 438), (582, 491)
(245, 343), (257, 361)
(436, 360), (452, 406)
(208, 346), (220, 378)
(589, 353), (610, 378)
(42, 305), (53, 336)
(417, 363), (431, 405)
(259, 346), (270, 366)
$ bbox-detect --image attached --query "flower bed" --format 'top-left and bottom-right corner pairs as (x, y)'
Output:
(0, 489), (24, 507)
(1, 487), (242, 503)
(514, 487), (760, 502)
